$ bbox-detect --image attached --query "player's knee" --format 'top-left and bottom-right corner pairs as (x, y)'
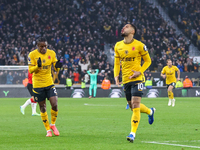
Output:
(131, 102), (140, 109)
(168, 88), (172, 92)
(39, 106), (46, 113)
(51, 104), (58, 111)
(38, 102), (46, 112)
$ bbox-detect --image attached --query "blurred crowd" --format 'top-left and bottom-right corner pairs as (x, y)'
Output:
(0, 0), (199, 85)
(158, 0), (200, 50)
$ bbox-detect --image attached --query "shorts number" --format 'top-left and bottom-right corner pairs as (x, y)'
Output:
(53, 88), (57, 94)
(138, 83), (143, 91)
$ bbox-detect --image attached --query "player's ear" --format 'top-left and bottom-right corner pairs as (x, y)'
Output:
(130, 28), (135, 35)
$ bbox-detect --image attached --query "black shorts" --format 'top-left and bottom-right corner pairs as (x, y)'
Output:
(167, 82), (176, 89)
(123, 81), (143, 101)
(33, 85), (58, 102)
(27, 83), (34, 96)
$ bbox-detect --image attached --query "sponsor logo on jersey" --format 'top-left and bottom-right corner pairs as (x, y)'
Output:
(132, 47), (135, 51)
(48, 56), (51, 59)
(121, 57), (135, 61)
(125, 50), (128, 54)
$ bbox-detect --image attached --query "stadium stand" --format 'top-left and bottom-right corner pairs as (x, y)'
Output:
(158, 0), (200, 49)
(0, 0), (198, 84)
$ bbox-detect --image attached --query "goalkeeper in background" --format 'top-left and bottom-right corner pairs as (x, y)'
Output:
(87, 69), (99, 98)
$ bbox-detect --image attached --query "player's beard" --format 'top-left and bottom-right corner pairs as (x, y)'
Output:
(121, 32), (128, 37)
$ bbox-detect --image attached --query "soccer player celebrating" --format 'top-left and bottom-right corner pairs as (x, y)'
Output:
(161, 59), (180, 107)
(87, 69), (99, 98)
(20, 70), (40, 116)
(28, 37), (62, 137)
(114, 24), (155, 143)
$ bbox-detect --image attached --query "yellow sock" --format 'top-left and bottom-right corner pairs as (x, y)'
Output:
(51, 109), (58, 125)
(140, 103), (151, 115)
(168, 91), (171, 99)
(171, 91), (174, 99)
(131, 108), (140, 133)
(40, 112), (50, 131)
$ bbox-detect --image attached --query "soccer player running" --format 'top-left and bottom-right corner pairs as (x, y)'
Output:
(20, 70), (40, 116)
(161, 59), (180, 107)
(28, 37), (62, 137)
(87, 69), (99, 98)
(114, 24), (155, 143)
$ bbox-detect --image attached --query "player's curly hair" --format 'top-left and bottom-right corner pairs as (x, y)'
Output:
(130, 23), (137, 35)
(37, 37), (47, 45)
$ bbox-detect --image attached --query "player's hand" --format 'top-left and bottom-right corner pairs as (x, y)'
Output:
(55, 59), (63, 68)
(177, 77), (180, 81)
(162, 74), (166, 79)
(37, 57), (42, 67)
(129, 70), (141, 79)
(115, 76), (120, 87)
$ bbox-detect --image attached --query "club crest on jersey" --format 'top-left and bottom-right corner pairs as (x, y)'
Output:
(43, 59), (46, 63)
(144, 45), (148, 51)
(125, 50), (128, 54)
(48, 56), (51, 59)
(132, 47), (135, 51)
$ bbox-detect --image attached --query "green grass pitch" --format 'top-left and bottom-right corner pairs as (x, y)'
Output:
(0, 97), (200, 150)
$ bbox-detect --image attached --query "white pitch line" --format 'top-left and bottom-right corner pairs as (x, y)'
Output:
(142, 141), (200, 149)
(84, 103), (120, 107)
